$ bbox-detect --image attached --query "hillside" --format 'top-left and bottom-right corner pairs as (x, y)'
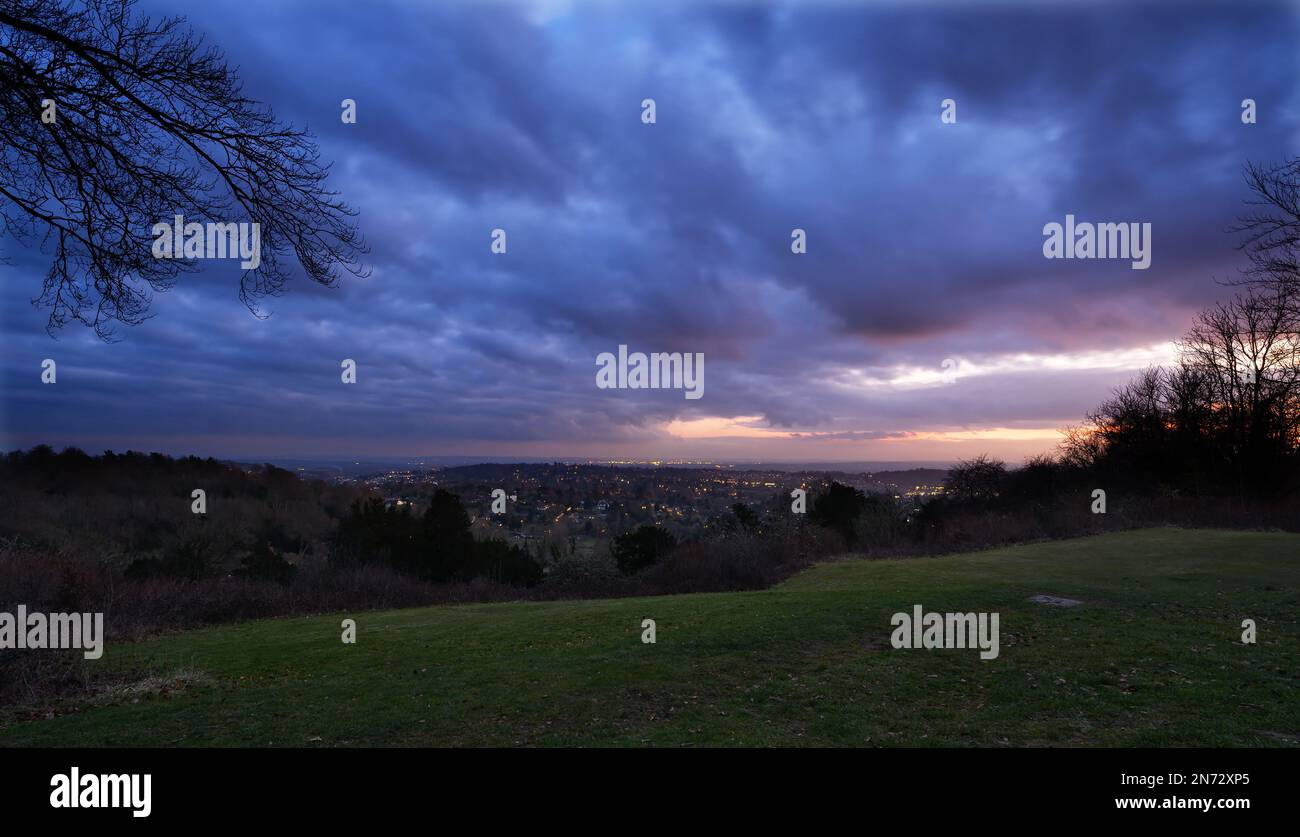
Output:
(1, 528), (1297, 747)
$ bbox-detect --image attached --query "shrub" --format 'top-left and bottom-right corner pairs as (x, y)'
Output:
(539, 552), (627, 598)
(474, 538), (543, 587)
(612, 525), (677, 574)
(234, 540), (295, 584)
(809, 481), (868, 545)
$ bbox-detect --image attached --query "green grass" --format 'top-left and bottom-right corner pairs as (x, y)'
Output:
(2, 528), (1297, 747)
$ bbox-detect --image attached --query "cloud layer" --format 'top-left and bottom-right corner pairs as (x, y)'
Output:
(3, 0), (1298, 462)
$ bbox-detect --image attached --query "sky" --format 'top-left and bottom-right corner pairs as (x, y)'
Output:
(3, 0), (1299, 465)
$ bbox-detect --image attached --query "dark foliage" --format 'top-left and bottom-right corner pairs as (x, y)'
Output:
(730, 502), (761, 533)
(808, 481), (867, 545)
(333, 490), (542, 587)
(611, 525), (677, 574)
(943, 455), (1007, 504)
(234, 540), (295, 584)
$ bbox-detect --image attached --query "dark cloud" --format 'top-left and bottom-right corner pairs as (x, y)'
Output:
(2, 0), (1298, 461)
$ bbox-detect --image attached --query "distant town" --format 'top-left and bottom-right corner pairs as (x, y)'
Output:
(280, 461), (949, 560)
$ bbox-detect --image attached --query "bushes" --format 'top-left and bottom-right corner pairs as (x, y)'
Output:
(124, 536), (212, 581)
(0, 542), (523, 645)
(334, 498), (417, 570)
(535, 520), (834, 599)
(0, 447), (358, 579)
(475, 538), (543, 587)
(611, 525), (677, 574)
(234, 540), (295, 584)
(633, 532), (811, 594)
(800, 469), (1300, 557)
(538, 552), (627, 599)
(334, 492), (542, 587)
(852, 493), (910, 546)
(809, 482), (867, 545)
(594, 520), (837, 596)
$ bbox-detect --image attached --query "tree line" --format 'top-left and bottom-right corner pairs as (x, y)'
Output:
(1061, 160), (1300, 497)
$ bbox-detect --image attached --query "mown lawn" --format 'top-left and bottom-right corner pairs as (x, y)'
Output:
(1, 528), (1296, 747)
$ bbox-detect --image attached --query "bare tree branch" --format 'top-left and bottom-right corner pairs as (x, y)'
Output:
(0, 0), (369, 339)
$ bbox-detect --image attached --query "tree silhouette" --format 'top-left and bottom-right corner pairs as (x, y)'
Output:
(808, 481), (867, 544)
(1236, 159), (1300, 309)
(942, 456), (1006, 503)
(0, 0), (367, 338)
(612, 525), (676, 574)
(1056, 161), (1300, 495)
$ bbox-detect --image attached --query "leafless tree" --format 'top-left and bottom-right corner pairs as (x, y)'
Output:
(1062, 161), (1300, 493)
(1233, 159), (1300, 320)
(0, 0), (368, 339)
(942, 454), (1006, 502)
(1180, 288), (1300, 471)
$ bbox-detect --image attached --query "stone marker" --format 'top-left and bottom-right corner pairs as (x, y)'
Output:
(1029, 594), (1084, 607)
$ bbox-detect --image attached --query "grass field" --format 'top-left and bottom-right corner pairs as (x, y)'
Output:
(1, 527), (1297, 747)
